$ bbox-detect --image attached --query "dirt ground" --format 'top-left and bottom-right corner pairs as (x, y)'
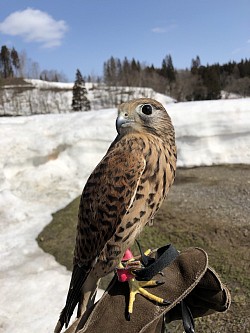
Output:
(37, 164), (250, 333)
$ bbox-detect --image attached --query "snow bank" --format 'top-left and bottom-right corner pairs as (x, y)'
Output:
(169, 98), (250, 166)
(0, 98), (249, 332)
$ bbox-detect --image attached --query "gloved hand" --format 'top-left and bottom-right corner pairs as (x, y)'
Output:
(64, 246), (231, 333)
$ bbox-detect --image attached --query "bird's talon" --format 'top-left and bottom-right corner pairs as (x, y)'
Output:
(144, 249), (152, 256)
(163, 299), (171, 305)
(156, 280), (165, 286)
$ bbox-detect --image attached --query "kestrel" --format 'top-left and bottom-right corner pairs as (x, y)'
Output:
(54, 98), (177, 332)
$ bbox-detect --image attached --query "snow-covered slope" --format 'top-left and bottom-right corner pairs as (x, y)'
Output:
(0, 98), (249, 332)
(0, 79), (174, 116)
(169, 98), (250, 166)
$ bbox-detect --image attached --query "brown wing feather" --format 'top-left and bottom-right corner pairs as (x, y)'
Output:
(75, 136), (146, 266)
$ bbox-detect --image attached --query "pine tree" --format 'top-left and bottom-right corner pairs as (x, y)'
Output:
(72, 69), (91, 111)
(161, 54), (176, 82)
(203, 65), (221, 100)
(11, 47), (20, 76)
(0, 45), (13, 78)
(191, 56), (201, 75)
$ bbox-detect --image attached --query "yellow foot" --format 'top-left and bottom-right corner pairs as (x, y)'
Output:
(127, 278), (169, 320)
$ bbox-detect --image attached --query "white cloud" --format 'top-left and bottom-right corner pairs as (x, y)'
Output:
(0, 8), (68, 48)
(152, 23), (177, 34)
(152, 27), (167, 34)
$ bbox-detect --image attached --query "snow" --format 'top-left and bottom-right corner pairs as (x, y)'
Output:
(220, 90), (243, 99)
(0, 79), (175, 116)
(0, 97), (250, 332)
(168, 98), (250, 166)
(25, 79), (74, 90)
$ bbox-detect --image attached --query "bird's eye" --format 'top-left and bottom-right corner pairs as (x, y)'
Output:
(141, 104), (153, 115)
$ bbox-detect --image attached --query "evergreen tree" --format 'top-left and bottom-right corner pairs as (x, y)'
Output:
(0, 45), (13, 78)
(160, 54), (176, 95)
(203, 65), (221, 100)
(161, 54), (176, 82)
(122, 57), (131, 86)
(191, 56), (201, 75)
(11, 47), (20, 76)
(130, 58), (141, 86)
(72, 69), (91, 111)
(103, 57), (120, 86)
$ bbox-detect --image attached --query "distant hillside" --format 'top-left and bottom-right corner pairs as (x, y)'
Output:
(0, 79), (174, 116)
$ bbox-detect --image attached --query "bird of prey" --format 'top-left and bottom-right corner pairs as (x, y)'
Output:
(54, 98), (177, 332)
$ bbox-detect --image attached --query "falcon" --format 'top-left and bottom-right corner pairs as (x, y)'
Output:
(54, 98), (177, 332)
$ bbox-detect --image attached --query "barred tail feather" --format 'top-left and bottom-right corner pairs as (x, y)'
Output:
(54, 265), (89, 333)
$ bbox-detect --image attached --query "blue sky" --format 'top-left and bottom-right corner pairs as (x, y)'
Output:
(0, 0), (250, 81)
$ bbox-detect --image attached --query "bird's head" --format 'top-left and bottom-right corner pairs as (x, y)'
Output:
(116, 98), (175, 143)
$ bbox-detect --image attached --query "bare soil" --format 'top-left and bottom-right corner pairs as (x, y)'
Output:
(37, 164), (250, 333)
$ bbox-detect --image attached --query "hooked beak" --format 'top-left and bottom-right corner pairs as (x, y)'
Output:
(116, 114), (134, 134)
